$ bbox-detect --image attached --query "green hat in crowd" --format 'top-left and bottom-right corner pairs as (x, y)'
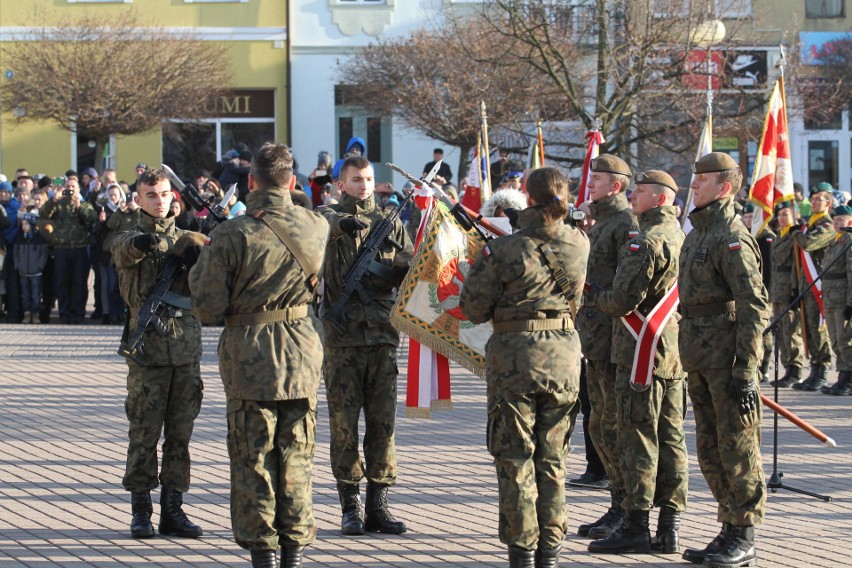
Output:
(834, 205), (852, 217)
(635, 170), (678, 193)
(810, 181), (834, 196)
(693, 152), (739, 174)
(590, 154), (632, 177)
(742, 201), (755, 213)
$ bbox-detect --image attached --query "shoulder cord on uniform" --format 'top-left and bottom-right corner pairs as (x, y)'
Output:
(251, 209), (319, 291)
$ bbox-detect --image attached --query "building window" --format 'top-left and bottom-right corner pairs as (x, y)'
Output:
(715, 0), (752, 18)
(650, 0), (690, 18)
(806, 0), (845, 17)
(338, 117), (354, 158)
(67, 0), (132, 3)
(335, 0), (386, 3)
(329, 0), (394, 36)
(808, 140), (839, 189)
(183, 0), (248, 4)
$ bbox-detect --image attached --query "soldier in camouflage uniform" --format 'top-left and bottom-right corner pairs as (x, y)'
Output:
(39, 176), (97, 324)
(819, 206), (852, 395)
(111, 169), (205, 541)
(189, 144), (329, 568)
(586, 170), (688, 556)
(576, 154), (638, 540)
(768, 201), (806, 387)
(791, 182), (836, 391)
(678, 153), (769, 568)
(320, 156), (413, 537)
(460, 167), (589, 568)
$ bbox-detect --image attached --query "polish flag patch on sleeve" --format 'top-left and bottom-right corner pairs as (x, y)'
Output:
(728, 241), (741, 251)
(628, 230), (639, 238)
(483, 245), (492, 258)
(629, 243), (641, 252)
(204, 236), (212, 246)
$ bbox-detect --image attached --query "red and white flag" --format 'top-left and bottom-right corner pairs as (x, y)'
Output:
(620, 284), (680, 391)
(405, 183), (452, 418)
(461, 139), (490, 214)
(576, 129), (604, 207)
(749, 78), (795, 236)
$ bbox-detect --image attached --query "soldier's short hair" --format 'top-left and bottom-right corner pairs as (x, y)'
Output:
(137, 169), (169, 188)
(339, 156), (372, 181)
(718, 168), (743, 195)
(251, 143), (293, 189)
(610, 173), (630, 193)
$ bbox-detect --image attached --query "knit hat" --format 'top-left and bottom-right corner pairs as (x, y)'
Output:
(22, 212), (38, 226)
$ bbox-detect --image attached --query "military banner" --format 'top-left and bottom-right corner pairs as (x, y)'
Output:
(391, 203), (492, 378)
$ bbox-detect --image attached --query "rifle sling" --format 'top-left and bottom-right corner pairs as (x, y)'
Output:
(252, 209), (319, 290)
(528, 236), (577, 321)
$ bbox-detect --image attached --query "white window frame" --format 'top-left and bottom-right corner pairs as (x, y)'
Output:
(715, 0), (752, 18)
(650, 0), (691, 18)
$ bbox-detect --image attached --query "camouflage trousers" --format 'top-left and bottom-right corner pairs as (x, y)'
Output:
(585, 359), (623, 493)
(615, 367), (688, 512)
(122, 362), (202, 493)
(227, 397), (317, 551)
(686, 369), (766, 526)
(771, 302), (804, 369)
(487, 387), (577, 550)
(323, 345), (398, 485)
(825, 307), (852, 372)
(801, 290), (833, 365)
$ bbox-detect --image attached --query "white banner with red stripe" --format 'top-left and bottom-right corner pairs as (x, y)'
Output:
(575, 129), (603, 207)
(799, 247), (826, 327)
(620, 284), (680, 391)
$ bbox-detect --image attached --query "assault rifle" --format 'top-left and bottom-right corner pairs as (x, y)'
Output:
(116, 168), (234, 366)
(320, 161), (443, 332)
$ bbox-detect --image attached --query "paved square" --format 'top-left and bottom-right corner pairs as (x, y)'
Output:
(0, 324), (850, 567)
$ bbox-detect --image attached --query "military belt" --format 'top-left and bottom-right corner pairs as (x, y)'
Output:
(224, 304), (311, 327)
(492, 317), (574, 333)
(680, 301), (735, 318)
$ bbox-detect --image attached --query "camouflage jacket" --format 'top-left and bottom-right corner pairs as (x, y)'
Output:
(320, 192), (413, 348)
(39, 196), (97, 248)
(678, 198), (769, 380)
(459, 207), (589, 394)
(189, 187), (330, 402)
(821, 232), (852, 310)
(577, 192), (638, 361)
(770, 227), (798, 304)
(111, 212), (202, 367)
(794, 211), (835, 286)
(104, 208), (141, 254)
(595, 206), (683, 379)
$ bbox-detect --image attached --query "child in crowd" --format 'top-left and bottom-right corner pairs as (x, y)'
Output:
(15, 213), (47, 323)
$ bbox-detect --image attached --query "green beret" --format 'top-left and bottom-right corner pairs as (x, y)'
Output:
(774, 200), (794, 213)
(635, 170), (678, 192)
(590, 154), (632, 177)
(810, 181), (834, 196)
(834, 205), (852, 217)
(742, 201), (755, 213)
(693, 152), (739, 174)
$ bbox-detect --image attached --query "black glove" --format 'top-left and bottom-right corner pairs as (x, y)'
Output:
(845, 305), (852, 320)
(180, 244), (202, 268)
(791, 219), (806, 232)
(730, 377), (758, 416)
(504, 207), (520, 229)
(132, 233), (160, 253)
(340, 217), (369, 238)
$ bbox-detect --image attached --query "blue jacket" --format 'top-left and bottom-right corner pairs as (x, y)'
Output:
(2, 197), (21, 244)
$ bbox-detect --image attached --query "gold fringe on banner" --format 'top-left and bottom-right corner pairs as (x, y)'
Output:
(405, 407), (432, 419)
(431, 399), (454, 411)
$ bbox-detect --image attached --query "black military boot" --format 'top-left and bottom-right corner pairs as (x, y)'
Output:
(587, 509), (651, 553)
(772, 365), (802, 387)
(249, 549), (277, 568)
(337, 482), (365, 535)
(799, 364), (829, 391)
(364, 482), (407, 534)
(578, 487), (619, 536)
(831, 371), (852, 395)
(682, 522), (730, 564)
(650, 505), (680, 554)
(508, 545), (535, 568)
(703, 525), (757, 568)
(534, 543), (561, 568)
(587, 490), (624, 539)
(280, 545), (305, 568)
(130, 491), (155, 539)
(158, 487), (203, 538)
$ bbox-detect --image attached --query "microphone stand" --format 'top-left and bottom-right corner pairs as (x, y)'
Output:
(761, 232), (850, 502)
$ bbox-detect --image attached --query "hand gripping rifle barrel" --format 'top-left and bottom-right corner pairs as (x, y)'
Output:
(320, 188), (415, 333)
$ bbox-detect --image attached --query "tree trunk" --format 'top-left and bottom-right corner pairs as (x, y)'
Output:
(457, 143), (473, 187)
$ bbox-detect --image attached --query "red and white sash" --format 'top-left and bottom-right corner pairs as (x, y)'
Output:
(620, 284), (680, 391)
(799, 247), (826, 327)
